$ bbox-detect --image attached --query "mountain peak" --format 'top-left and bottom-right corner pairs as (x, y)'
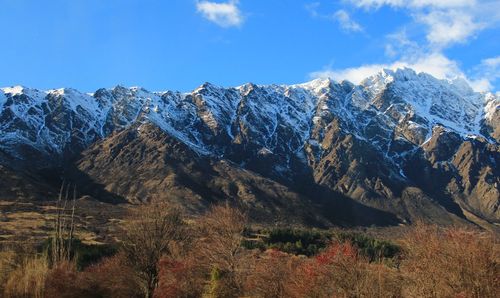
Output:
(0, 68), (499, 227)
(1, 85), (26, 96)
(296, 77), (333, 91)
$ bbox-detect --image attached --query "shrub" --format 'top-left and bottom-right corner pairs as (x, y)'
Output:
(43, 254), (142, 298)
(44, 261), (89, 298)
(287, 241), (402, 298)
(245, 249), (300, 298)
(85, 253), (142, 298)
(401, 224), (499, 298)
(154, 256), (205, 298)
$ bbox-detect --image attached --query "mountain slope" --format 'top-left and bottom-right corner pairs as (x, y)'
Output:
(71, 123), (402, 226)
(0, 68), (498, 227)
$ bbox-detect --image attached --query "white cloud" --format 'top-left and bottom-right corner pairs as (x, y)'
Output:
(311, 63), (391, 84)
(482, 56), (500, 68)
(350, 0), (476, 9)
(313, 1), (500, 92)
(384, 29), (420, 57)
(470, 56), (500, 92)
(305, 2), (321, 18)
(468, 78), (492, 93)
(310, 52), (464, 84)
(306, 3), (364, 33)
(309, 1), (500, 91)
(196, 1), (243, 28)
(417, 9), (484, 47)
(348, 0), (499, 47)
(333, 10), (364, 32)
(310, 53), (500, 92)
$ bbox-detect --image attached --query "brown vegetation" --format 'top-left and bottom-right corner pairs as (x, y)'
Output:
(3, 253), (48, 298)
(0, 204), (498, 298)
(194, 203), (251, 297)
(121, 200), (186, 298)
(401, 223), (499, 298)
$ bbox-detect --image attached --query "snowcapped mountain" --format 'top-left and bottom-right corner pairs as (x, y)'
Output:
(1, 68), (499, 227)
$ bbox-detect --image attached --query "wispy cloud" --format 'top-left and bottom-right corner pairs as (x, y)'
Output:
(333, 10), (364, 32)
(347, 0), (499, 48)
(196, 1), (243, 28)
(470, 56), (500, 92)
(306, 3), (364, 34)
(305, 2), (321, 18)
(383, 29), (419, 57)
(350, 0), (476, 10)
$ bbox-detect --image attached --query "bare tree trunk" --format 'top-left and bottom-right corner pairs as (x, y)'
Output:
(51, 182), (78, 266)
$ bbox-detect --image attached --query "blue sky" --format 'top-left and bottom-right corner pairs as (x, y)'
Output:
(0, 0), (499, 92)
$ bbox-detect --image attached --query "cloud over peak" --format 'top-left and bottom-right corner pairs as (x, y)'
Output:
(310, 52), (463, 85)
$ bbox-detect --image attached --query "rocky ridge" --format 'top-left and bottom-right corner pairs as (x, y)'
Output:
(0, 68), (498, 227)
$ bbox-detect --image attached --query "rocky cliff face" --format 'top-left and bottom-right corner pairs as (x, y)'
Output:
(1, 68), (498, 227)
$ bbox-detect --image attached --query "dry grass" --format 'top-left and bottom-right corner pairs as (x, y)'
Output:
(0, 198), (129, 246)
(0, 251), (17, 293)
(3, 253), (49, 298)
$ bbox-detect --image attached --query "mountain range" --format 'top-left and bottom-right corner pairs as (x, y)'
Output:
(1, 68), (499, 231)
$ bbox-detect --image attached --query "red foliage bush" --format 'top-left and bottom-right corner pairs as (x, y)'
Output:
(287, 241), (402, 298)
(44, 261), (93, 298)
(44, 255), (142, 298)
(154, 257), (204, 298)
(85, 253), (142, 298)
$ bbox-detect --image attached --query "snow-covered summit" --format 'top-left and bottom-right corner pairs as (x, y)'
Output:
(0, 68), (497, 167)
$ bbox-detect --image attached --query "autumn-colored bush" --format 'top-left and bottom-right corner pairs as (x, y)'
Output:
(287, 241), (402, 298)
(3, 204), (499, 298)
(43, 253), (143, 298)
(84, 253), (142, 298)
(245, 249), (301, 298)
(401, 224), (499, 298)
(43, 261), (91, 298)
(154, 257), (205, 298)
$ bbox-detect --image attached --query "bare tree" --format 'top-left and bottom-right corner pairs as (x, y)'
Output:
(121, 200), (186, 298)
(195, 203), (249, 297)
(51, 182), (77, 265)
